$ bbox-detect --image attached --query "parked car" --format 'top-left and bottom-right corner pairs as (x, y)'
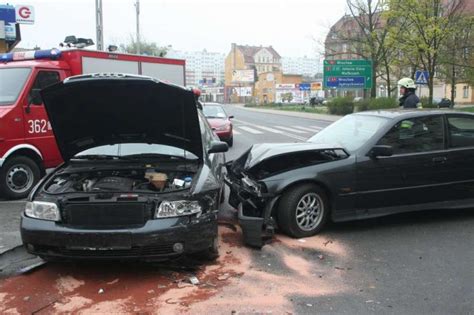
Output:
(21, 74), (228, 261)
(309, 96), (325, 106)
(226, 110), (474, 247)
(202, 103), (234, 147)
(433, 97), (453, 108)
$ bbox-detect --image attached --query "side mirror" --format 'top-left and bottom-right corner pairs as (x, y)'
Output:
(368, 145), (393, 159)
(228, 115), (234, 119)
(208, 141), (229, 154)
(26, 89), (43, 113)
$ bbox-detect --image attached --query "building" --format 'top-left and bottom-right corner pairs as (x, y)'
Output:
(167, 49), (225, 87)
(224, 43), (282, 102)
(282, 56), (320, 77)
(254, 72), (303, 104)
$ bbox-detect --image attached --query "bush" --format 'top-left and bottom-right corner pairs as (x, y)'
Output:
(327, 97), (354, 115)
(355, 97), (398, 112)
(420, 96), (437, 108)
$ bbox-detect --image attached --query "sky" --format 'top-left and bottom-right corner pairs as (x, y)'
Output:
(14, 0), (348, 58)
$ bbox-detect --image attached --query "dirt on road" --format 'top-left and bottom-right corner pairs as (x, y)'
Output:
(0, 225), (351, 314)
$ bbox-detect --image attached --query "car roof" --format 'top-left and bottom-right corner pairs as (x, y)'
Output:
(203, 102), (223, 107)
(353, 109), (474, 120)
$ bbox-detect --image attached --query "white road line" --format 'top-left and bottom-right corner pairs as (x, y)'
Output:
(274, 126), (308, 134)
(232, 118), (307, 141)
(311, 125), (324, 130)
(292, 126), (322, 132)
(232, 129), (241, 135)
(237, 126), (264, 134)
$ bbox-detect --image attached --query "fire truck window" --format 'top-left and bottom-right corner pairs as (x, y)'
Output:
(29, 71), (60, 104)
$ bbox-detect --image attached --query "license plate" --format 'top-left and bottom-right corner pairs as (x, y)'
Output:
(65, 233), (132, 250)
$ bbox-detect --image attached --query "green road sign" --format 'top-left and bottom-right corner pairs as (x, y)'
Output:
(323, 59), (373, 89)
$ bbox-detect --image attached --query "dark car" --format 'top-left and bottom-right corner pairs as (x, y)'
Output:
(21, 74), (228, 261)
(434, 98), (453, 108)
(226, 110), (474, 247)
(202, 103), (234, 147)
(309, 96), (325, 106)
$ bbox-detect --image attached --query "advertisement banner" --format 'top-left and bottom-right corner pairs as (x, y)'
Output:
(231, 69), (254, 83)
(232, 86), (252, 97)
(15, 5), (35, 24)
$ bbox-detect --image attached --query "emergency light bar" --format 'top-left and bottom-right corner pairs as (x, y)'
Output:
(0, 49), (62, 62)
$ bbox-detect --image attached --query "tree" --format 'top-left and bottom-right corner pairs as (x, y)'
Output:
(119, 35), (168, 57)
(387, 0), (467, 105)
(342, 0), (398, 98)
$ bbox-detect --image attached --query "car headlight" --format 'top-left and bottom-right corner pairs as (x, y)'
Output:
(155, 200), (202, 218)
(215, 124), (230, 131)
(25, 201), (61, 221)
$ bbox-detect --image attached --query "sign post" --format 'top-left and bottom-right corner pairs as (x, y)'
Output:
(323, 60), (373, 90)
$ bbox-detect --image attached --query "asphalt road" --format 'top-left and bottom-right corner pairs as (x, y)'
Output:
(0, 105), (473, 314)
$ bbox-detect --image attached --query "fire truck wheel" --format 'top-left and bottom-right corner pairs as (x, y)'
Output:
(0, 156), (41, 200)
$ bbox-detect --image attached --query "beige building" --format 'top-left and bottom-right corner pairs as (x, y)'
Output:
(254, 72), (303, 104)
(224, 43), (282, 102)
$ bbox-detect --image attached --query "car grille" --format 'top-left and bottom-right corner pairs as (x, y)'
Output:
(64, 203), (151, 228)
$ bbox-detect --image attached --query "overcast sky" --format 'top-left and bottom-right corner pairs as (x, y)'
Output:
(16, 0), (348, 57)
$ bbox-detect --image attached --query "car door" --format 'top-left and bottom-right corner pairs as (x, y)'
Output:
(445, 114), (474, 202)
(357, 115), (448, 211)
(22, 69), (64, 167)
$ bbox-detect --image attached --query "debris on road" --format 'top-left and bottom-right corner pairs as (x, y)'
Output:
(318, 255), (324, 260)
(217, 273), (231, 281)
(106, 279), (119, 285)
(298, 239), (306, 243)
(189, 276), (200, 285)
(98, 288), (104, 294)
(306, 303), (313, 307)
(323, 240), (333, 246)
(0, 245), (46, 277)
(334, 267), (345, 270)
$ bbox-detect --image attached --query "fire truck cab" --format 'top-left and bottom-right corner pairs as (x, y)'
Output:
(0, 48), (185, 199)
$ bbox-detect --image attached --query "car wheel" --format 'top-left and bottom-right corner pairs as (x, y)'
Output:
(227, 137), (233, 147)
(190, 237), (219, 261)
(0, 156), (41, 199)
(277, 183), (329, 238)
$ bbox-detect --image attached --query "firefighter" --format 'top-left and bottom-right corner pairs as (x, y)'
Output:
(398, 77), (420, 109)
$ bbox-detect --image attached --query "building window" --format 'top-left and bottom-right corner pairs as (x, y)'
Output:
(463, 85), (469, 99)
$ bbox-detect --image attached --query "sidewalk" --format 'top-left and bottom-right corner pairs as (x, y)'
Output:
(232, 104), (342, 122)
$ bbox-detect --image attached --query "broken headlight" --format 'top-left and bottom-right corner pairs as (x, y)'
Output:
(155, 200), (202, 218)
(25, 201), (61, 222)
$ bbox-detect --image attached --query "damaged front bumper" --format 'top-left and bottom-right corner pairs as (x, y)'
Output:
(21, 212), (217, 261)
(224, 168), (277, 248)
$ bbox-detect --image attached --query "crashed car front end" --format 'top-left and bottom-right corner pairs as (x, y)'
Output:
(22, 162), (220, 260)
(225, 143), (350, 247)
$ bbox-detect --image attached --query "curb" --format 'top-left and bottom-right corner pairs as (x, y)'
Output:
(231, 105), (342, 122)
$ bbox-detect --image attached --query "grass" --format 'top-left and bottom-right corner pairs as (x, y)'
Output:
(245, 103), (328, 114)
(459, 107), (474, 112)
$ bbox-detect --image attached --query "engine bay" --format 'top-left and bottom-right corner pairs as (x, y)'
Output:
(45, 168), (194, 194)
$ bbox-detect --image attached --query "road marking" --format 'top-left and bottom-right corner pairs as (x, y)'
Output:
(233, 130), (241, 135)
(237, 126), (264, 134)
(292, 126), (322, 132)
(232, 118), (307, 141)
(311, 125), (325, 130)
(274, 126), (308, 134)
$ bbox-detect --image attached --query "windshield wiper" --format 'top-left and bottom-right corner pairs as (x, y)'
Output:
(72, 154), (131, 160)
(123, 153), (189, 160)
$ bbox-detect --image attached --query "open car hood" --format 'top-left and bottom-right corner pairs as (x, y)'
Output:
(41, 74), (203, 161)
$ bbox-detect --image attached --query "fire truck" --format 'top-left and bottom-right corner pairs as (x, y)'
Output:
(0, 48), (186, 199)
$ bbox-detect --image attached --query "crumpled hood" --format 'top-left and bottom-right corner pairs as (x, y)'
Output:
(41, 74), (203, 161)
(236, 142), (344, 170)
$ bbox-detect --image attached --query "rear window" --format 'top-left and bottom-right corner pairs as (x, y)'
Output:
(448, 115), (474, 148)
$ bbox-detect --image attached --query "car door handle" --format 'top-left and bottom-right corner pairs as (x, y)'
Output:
(432, 157), (447, 164)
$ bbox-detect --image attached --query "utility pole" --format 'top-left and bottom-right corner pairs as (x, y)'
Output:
(95, 0), (104, 50)
(135, 0), (140, 54)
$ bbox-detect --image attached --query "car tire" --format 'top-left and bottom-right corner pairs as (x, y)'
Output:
(0, 156), (41, 200)
(277, 183), (329, 238)
(191, 237), (219, 261)
(227, 137), (233, 147)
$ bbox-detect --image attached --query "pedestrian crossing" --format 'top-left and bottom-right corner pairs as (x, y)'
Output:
(231, 119), (326, 141)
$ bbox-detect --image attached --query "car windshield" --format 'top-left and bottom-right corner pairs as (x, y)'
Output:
(74, 143), (198, 160)
(203, 105), (227, 118)
(308, 114), (388, 152)
(0, 68), (32, 105)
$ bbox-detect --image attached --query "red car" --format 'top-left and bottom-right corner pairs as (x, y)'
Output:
(202, 103), (234, 147)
